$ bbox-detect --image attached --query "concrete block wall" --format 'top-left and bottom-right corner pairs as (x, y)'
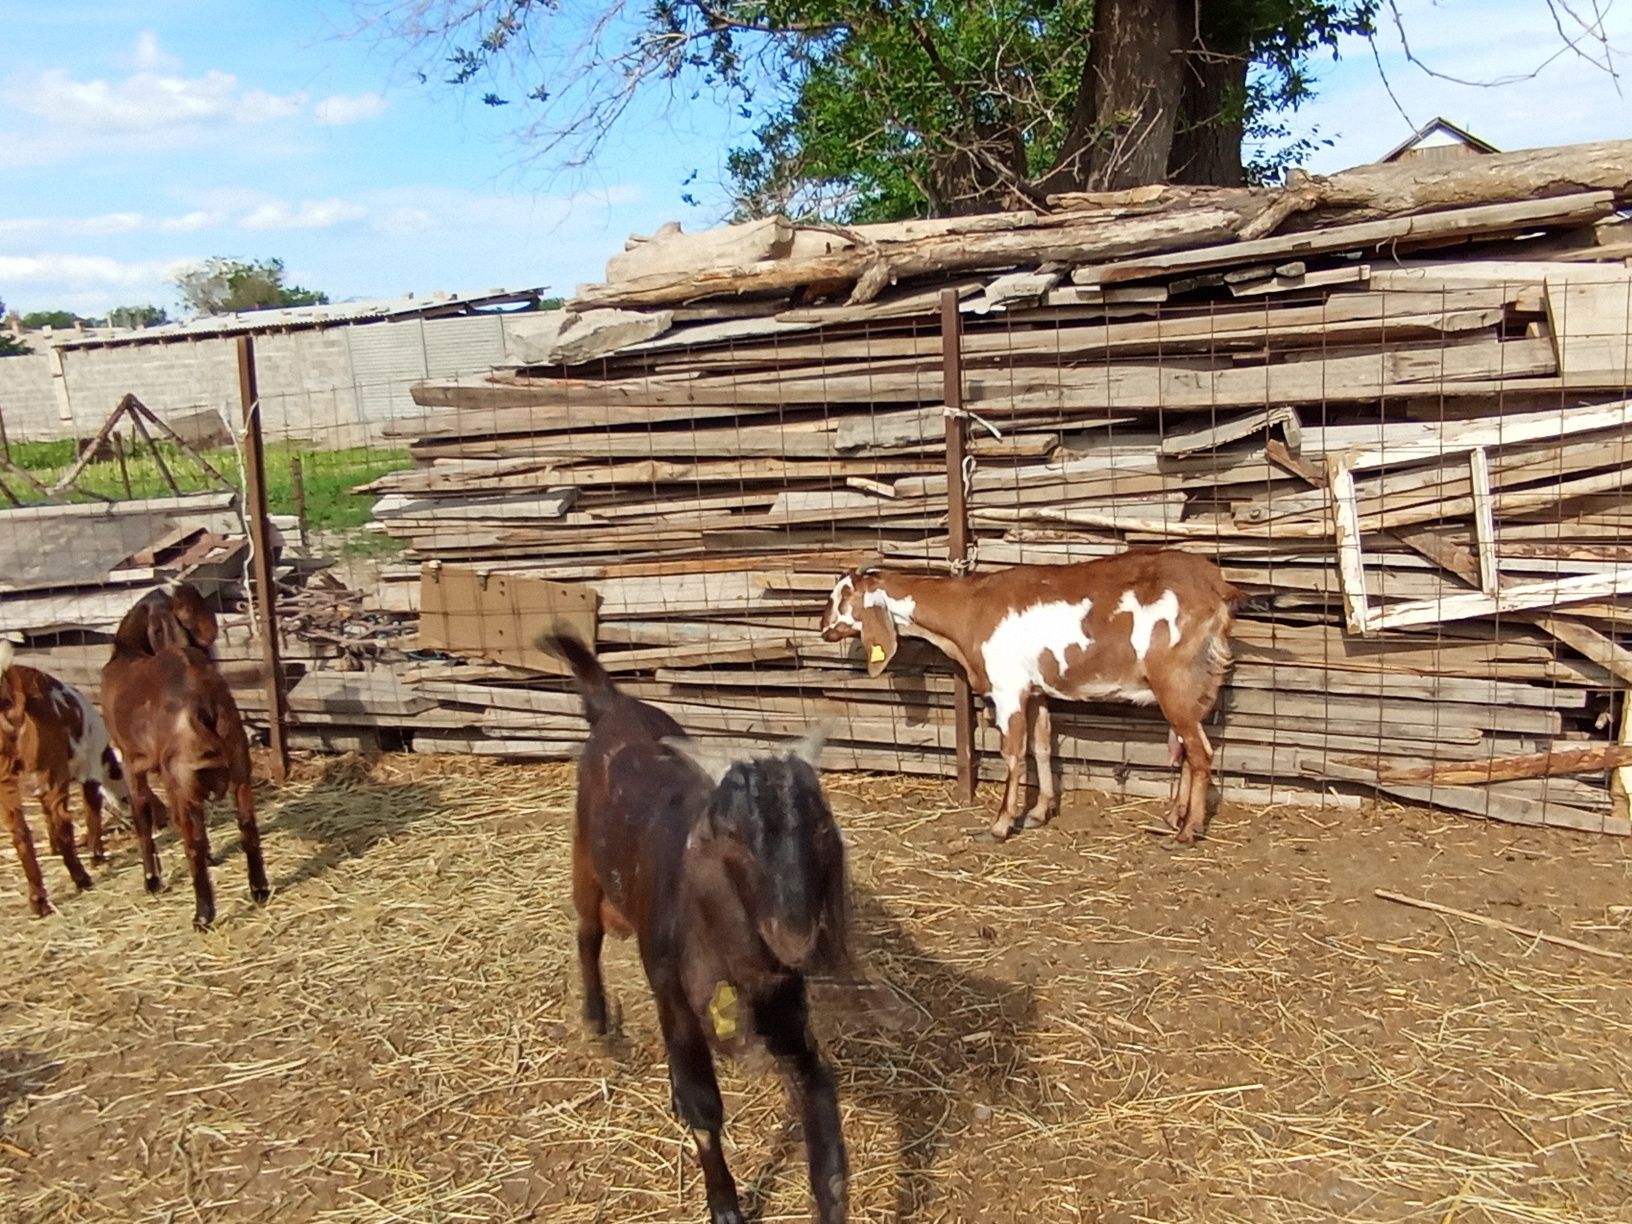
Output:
(0, 352), (65, 441)
(0, 312), (548, 451)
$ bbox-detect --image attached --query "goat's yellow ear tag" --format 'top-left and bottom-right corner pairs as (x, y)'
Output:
(709, 982), (738, 1039)
(869, 644), (886, 663)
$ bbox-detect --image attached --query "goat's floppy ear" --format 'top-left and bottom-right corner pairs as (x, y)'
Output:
(786, 719), (832, 770)
(859, 598), (898, 678)
(662, 736), (737, 786)
(169, 584), (219, 651)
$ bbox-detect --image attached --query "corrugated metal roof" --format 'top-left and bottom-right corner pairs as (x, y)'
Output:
(52, 287), (550, 351)
(1378, 118), (1500, 163)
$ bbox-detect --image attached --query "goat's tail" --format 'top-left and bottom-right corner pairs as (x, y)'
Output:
(0, 638), (13, 675)
(538, 630), (618, 725)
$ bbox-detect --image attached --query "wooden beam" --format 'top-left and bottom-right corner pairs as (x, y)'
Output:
(1379, 744), (1632, 785)
(236, 336), (289, 785)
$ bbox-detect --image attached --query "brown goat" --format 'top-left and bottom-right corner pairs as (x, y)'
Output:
(547, 630), (851, 1224)
(0, 641), (130, 916)
(820, 548), (1244, 843)
(101, 584), (269, 929)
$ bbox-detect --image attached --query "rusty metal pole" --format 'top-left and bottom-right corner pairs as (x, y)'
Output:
(940, 289), (977, 803)
(236, 336), (290, 784)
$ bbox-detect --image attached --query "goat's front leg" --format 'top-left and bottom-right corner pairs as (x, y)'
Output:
(654, 987), (744, 1224)
(3, 777), (50, 916)
(760, 977), (848, 1224)
(1020, 699), (1057, 831)
(41, 783), (92, 893)
(1155, 697), (1213, 845)
(1165, 728), (1191, 832)
(987, 690), (1031, 840)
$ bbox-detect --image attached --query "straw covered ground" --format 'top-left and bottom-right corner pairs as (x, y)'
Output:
(2, 753), (1630, 1223)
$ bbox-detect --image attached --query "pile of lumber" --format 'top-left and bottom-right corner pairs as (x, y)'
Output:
(0, 489), (408, 739)
(318, 138), (1632, 833)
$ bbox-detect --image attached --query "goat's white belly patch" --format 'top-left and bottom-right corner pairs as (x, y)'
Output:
(1115, 589), (1181, 660)
(981, 599), (1094, 724)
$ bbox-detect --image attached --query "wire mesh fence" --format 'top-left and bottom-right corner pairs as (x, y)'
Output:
(1, 257), (1630, 836)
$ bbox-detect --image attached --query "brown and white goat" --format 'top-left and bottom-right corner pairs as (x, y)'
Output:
(0, 640), (129, 915)
(820, 548), (1243, 843)
(101, 584), (269, 930)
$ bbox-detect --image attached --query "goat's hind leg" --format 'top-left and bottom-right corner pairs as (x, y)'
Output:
(164, 769), (216, 930)
(79, 782), (107, 865)
(233, 779), (270, 904)
(571, 839), (611, 1035)
(3, 777), (51, 916)
(42, 784), (92, 893)
(128, 772), (165, 894)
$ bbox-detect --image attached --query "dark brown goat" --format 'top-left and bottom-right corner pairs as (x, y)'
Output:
(101, 584), (269, 929)
(547, 630), (851, 1224)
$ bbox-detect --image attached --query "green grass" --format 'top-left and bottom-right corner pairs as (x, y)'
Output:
(5, 438), (412, 557)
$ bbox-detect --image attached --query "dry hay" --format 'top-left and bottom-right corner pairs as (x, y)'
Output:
(2, 752), (1631, 1223)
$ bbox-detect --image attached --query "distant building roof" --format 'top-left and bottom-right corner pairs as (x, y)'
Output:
(1378, 118), (1500, 163)
(52, 287), (550, 351)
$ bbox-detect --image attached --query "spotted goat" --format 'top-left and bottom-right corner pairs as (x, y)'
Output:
(0, 639), (129, 916)
(820, 548), (1245, 843)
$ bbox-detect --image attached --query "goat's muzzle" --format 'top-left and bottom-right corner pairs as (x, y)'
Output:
(760, 917), (821, 970)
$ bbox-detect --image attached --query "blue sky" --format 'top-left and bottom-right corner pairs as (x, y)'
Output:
(2, 1), (1628, 319)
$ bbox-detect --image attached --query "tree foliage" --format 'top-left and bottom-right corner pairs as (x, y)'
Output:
(20, 309), (83, 329)
(107, 304), (170, 329)
(369, 0), (1380, 221)
(1, 298), (34, 354)
(173, 257), (329, 316)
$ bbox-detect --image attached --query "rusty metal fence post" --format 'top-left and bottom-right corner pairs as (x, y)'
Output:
(940, 289), (977, 802)
(236, 336), (291, 784)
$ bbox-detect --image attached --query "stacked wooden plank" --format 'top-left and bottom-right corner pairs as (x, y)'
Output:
(331, 139), (1632, 833)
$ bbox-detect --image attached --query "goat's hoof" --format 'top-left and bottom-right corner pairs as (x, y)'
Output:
(29, 898), (52, 918)
(193, 912), (215, 932)
(144, 874), (163, 894)
(976, 827), (1009, 844)
(92, 852), (108, 866)
(251, 885), (271, 905)
(73, 875), (94, 893)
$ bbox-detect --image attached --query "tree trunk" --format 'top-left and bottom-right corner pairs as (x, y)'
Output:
(1168, 55), (1246, 186)
(1045, 0), (1184, 193)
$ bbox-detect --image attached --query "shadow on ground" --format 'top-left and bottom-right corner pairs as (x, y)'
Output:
(742, 887), (1043, 1222)
(260, 754), (444, 891)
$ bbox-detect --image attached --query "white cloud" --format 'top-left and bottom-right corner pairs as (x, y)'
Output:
(125, 32), (181, 74)
(314, 92), (390, 125)
(0, 210), (226, 241)
(240, 198), (371, 231)
(160, 210), (223, 233)
(0, 253), (189, 289)
(9, 67), (305, 133)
